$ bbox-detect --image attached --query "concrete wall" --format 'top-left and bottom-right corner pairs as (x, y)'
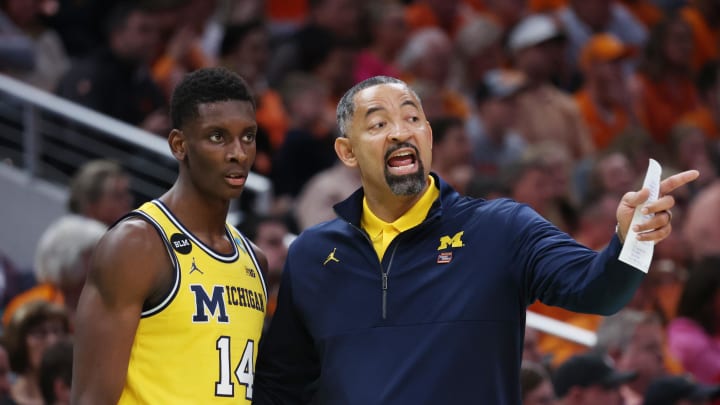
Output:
(0, 164), (68, 270)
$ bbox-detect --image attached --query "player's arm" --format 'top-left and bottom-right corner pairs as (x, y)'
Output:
(71, 219), (172, 405)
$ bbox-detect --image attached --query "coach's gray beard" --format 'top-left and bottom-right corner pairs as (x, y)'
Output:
(385, 160), (426, 195)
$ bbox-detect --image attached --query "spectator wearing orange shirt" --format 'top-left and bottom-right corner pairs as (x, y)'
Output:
(557, 0), (648, 90)
(575, 33), (638, 150)
(679, 0), (720, 73)
(634, 15), (702, 145)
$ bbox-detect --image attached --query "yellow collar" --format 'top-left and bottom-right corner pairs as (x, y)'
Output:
(361, 176), (439, 259)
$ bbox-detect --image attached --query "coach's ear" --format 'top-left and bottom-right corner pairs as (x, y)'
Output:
(168, 129), (187, 161)
(335, 136), (357, 168)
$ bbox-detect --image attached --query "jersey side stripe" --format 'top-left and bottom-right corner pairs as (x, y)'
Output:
(129, 210), (182, 318)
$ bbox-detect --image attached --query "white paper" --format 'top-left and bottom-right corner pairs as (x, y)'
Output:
(618, 159), (662, 273)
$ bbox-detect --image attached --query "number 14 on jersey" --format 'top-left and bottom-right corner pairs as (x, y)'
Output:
(215, 336), (254, 400)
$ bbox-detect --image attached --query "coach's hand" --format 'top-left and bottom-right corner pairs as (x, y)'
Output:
(616, 169), (699, 244)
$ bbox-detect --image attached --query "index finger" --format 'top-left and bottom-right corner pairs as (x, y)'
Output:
(660, 170), (700, 195)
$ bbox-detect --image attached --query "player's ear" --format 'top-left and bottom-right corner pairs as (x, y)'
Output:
(335, 136), (357, 167)
(168, 129), (187, 160)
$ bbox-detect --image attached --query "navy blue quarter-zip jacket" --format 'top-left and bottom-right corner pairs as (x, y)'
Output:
(254, 174), (645, 404)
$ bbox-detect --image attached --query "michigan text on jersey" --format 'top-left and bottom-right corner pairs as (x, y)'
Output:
(190, 284), (265, 323)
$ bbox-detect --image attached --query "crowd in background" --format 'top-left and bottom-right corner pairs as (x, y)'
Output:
(1, 0), (720, 404)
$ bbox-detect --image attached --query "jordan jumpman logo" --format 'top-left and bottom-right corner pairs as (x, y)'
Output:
(189, 257), (203, 274)
(323, 248), (340, 266)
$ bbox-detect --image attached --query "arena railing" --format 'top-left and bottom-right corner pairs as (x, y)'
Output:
(0, 73), (272, 216)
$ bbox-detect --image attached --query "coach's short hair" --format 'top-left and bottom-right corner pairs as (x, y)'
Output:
(336, 76), (420, 138)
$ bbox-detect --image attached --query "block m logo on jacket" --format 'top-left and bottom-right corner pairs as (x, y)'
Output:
(437, 231), (465, 250)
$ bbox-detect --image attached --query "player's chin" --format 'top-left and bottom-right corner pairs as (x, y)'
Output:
(219, 184), (245, 201)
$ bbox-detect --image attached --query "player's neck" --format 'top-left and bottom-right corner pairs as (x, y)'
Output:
(159, 184), (230, 234)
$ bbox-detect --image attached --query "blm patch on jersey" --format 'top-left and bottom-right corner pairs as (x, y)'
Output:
(171, 233), (192, 254)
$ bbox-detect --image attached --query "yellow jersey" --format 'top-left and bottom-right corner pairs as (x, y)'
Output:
(118, 200), (266, 404)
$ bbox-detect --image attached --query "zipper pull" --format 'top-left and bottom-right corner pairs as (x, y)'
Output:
(382, 273), (388, 319)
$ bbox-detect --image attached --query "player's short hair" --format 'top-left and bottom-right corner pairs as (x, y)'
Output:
(170, 67), (255, 130)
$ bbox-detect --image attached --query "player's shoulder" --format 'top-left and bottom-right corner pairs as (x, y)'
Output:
(105, 215), (161, 245)
(94, 215), (167, 269)
(89, 215), (174, 298)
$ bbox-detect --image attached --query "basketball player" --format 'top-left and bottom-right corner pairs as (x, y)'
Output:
(72, 67), (267, 404)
